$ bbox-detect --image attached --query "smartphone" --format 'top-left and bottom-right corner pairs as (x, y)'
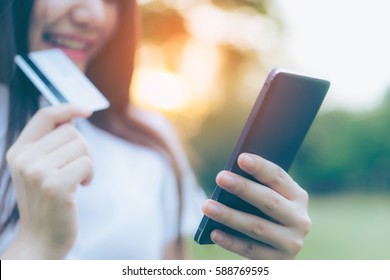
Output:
(194, 69), (330, 244)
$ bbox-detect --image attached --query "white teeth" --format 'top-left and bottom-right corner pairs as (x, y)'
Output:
(44, 33), (89, 51)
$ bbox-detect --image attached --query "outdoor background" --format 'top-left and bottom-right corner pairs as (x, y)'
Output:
(133, 0), (390, 259)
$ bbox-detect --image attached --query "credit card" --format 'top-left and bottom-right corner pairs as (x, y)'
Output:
(15, 49), (110, 112)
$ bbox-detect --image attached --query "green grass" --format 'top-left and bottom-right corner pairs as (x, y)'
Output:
(189, 194), (390, 259)
(297, 194), (390, 259)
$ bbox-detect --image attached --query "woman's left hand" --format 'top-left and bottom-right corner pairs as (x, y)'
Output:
(202, 153), (311, 259)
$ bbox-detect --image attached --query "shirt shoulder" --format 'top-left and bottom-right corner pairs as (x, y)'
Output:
(131, 107), (206, 236)
(130, 107), (189, 167)
(131, 107), (177, 140)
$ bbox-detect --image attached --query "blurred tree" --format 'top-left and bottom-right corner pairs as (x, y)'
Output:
(138, 0), (279, 193)
(188, 46), (264, 194)
(290, 91), (390, 194)
(138, 1), (390, 195)
(211, 0), (269, 14)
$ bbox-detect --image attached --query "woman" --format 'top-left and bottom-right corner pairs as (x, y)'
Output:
(0, 0), (311, 259)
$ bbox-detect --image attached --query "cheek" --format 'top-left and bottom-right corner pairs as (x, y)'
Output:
(29, 7), (41, 50)
(28, 1), (51, 51)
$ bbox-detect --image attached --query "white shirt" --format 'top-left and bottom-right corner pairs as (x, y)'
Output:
(0, 84), (205, 259)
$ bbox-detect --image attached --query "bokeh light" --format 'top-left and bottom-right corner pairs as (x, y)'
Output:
(132, 0), (280, 131)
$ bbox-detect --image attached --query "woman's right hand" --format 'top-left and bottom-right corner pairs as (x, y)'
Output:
(4, 105), (93, 259)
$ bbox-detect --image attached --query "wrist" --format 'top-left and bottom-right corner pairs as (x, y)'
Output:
(2, 230), (67, 259)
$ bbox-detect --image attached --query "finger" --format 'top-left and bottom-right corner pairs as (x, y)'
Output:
(43, 137), (91, 169)
(202, 199), (290, 251)
(28, 123), (82, 155)
(237, 153), (301, 200)
(16, 105), (91, 146)
(216, 171), (297, 226)
(57, 156), (94, 188)
(210, 230), (285, 260)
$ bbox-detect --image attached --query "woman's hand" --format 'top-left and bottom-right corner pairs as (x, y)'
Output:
(202, 153), (311, 259)
(4, 105), (93, 259)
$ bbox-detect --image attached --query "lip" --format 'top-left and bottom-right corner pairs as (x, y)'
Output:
(42, 32), (96, 62)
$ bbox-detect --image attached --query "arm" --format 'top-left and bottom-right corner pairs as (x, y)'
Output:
(202, 153), (311, 259)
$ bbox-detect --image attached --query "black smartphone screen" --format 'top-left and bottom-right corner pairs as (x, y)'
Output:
(194, 69), (330, 244)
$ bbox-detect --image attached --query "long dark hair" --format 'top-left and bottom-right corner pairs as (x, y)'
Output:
(0, 0), (183, 253)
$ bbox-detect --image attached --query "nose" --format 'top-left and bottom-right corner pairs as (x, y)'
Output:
(70, 0), (107, 30)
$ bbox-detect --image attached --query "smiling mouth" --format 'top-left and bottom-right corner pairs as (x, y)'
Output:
(42, 32), (92, 51)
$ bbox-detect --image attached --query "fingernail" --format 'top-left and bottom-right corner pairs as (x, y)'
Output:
(219, 172), (235, 188)
(82, 109), (93, 117)
(203, 201), (221, 217)
(211, 230), (224, 243)
(74, 106), (92, 117)
(240, 153), (255, 169)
